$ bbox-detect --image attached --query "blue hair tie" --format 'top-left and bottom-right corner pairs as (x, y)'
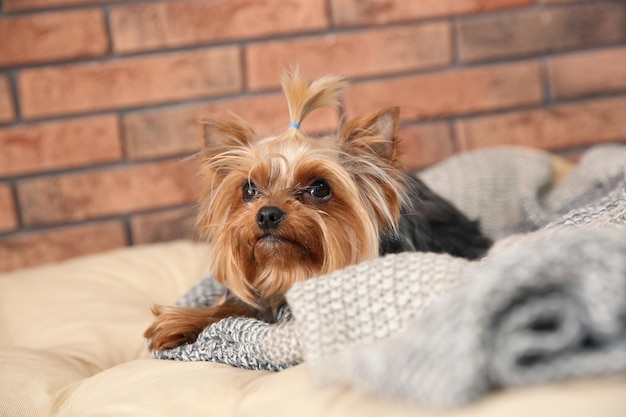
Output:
(289, 121), (300, 129)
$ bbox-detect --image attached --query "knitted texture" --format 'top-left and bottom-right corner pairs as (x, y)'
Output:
(523, 174), (624, 229)
(152, 252), (469, 370)
(418, 146), (554, 238)
(286, 251), (470, 365)
(317, 227), (626, 408)
(542, 144), (626, 211)
(174, 275), (224, 308)
(151, 310), (299, 371)
(150, 144), (626, 407)
(300, 162), (626, 407)
(545, 172), (625, 229)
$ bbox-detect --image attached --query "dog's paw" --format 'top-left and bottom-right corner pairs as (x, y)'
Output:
(144, 305), (213, 351)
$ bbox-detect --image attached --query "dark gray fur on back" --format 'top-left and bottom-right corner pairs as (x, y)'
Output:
(380, 175), (492, 260)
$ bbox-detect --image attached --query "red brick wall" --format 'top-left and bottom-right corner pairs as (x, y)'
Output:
(1, 0), (625, 272)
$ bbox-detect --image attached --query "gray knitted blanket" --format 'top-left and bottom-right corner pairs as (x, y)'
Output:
(150, 144), (626, 407)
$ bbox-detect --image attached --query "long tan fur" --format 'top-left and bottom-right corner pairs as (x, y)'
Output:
(280, 68), (346, 128)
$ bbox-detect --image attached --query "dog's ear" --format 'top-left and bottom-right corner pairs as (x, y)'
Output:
(339, 107), (400, 163)
(201, 112), (256, 149)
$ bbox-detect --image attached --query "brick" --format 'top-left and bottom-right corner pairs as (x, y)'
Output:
(0, 184), (18, 233)
(3, 0), (121, 12)
(456, 96), (626, 151)
(110, 0), (328, 54)
(131, 206), (198, 245)
(0, 116), (122, 178)
(246, 23), (452, 91)
(540, 0), (586, 3)
(123, 107), (204, 161)
(18, 48), (242, 119)
(0, 10), (108, 68)
(345, 61), (543, 121)
(330, 0), (532, 26)
(398, 122), (455, 171)
(548, 46), (626, 99)
(0, 221), (127, 272)
(18, 159), (200, 226)
(0, 76), (15, 123)
(458, 3), (626, 63)
(123, 93), (338, 160)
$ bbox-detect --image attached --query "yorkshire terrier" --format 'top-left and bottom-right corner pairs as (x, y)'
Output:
(145, 70), (491, 351)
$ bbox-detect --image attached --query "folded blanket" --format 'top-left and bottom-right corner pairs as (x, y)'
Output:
(153, 251), (470, 371)
(298, 168), (626, 408)
(318, 227), (626, 408)
(150, 144), (626, 407)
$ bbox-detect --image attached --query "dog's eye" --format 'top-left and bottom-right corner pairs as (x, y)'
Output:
(242, 181), (259, 202)
(308, 180), (331, 200)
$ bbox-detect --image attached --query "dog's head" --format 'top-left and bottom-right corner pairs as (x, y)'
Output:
(198, 70), (408, 311)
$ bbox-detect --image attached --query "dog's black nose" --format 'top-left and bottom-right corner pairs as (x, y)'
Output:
(257, 206), (284, 230)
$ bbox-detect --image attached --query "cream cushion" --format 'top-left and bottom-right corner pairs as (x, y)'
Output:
(1, 241), (625, 416)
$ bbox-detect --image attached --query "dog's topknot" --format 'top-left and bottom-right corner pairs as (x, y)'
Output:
(280, 68), (346, 131)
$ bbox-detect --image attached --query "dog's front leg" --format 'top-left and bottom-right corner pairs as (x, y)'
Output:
(144, 294), (258, 351)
